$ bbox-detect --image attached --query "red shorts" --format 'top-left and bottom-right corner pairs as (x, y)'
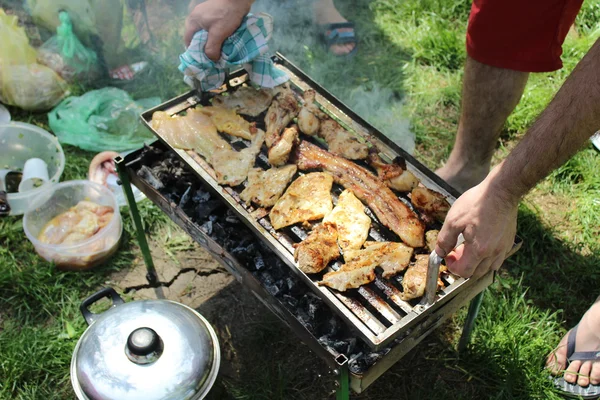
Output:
(467, 0), (584, 72)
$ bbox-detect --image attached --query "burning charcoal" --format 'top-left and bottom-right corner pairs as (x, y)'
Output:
(225, 209), (241, 224)
(178, 185), (192, 208)
(296, 309), (315, 333)
(300, 292), (324, 319)
(322, 317), (341, 337)
(137, 165), (164, 190)
(282, 294), (298, 308)
(265, 283), (280, 296)
(364, 352), (384, 365)
(196, 200), (223, 221)
(259, 272), (275, 287)
(254, 255), (266, 271)
(200, 221), (213, 235)
(192, 189), (212, 204)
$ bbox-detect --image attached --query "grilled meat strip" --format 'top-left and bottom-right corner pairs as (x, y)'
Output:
(268, 125), (299, 166)
(318, 119), (369, 160)
(367, 151), (420, 192)
(296, 141), (425, 247)
(265, 85), (300, 148)
(320, 241), (414, 291)
(198, 106), (254, 140)
(240, 164), (298, 208)
(211, 129), (265, 186)
(401, 254), (446, 301)
(294, 222), (340, 274)
(323, 189), (370, 252)
(269, 172), (334, 230)
(212, 86), (276, 117)
(297, 89), (326, 136)
(411, 187), (450, 223)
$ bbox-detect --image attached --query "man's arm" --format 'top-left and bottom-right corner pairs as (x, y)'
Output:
(184, 0), (254, 61)
(436, 38), (600, 278)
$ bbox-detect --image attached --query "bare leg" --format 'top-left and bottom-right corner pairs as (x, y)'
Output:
(547, 297), (600, 387)
(436, 56), (529, 192)
(313, 0), (356, 56)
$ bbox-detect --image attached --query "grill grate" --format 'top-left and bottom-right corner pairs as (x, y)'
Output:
(140, 54), (476, 350)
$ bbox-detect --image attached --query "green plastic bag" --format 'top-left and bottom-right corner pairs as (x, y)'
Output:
(38, 11), (100, 82)
(48, 87), (160, 152)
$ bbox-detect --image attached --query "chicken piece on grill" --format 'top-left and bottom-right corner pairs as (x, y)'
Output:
(270, 172), (334, 230)
(212, 86), (276, 117)
(367, 151), (420, 192)
(265, 85), (300, 148)
(294, 222), (340, 274)
(400, 254), (446, 301)
(198, 106), (254, 140)
(318, 119), (369, 160)
(151, 110), (228, 159)
(211, 129), (265, 186)
(411, 187), (451, 223)
(296, 141), (425, 248)
(425, 229), (439, 253)
(240, 164), (298, 207)
(268, 125), (299, 166)
(320, 241), (413, 290)
(323, 189), (370, 252)
(297, 89), (326, 136)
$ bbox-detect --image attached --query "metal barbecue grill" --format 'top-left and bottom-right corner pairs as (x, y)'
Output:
(114, 53), (522, 398)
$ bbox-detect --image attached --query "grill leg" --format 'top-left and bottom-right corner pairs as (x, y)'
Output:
(115, 156), (158, 285)
(458, 290), (485, 352)
(336, 365), (350, 400)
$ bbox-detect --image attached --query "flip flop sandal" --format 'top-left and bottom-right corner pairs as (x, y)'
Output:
(318, 22), (358, 57)
(552, 325), (600, 399)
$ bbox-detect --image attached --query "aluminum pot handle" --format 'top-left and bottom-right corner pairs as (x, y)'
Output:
(80, 287), (125, 326)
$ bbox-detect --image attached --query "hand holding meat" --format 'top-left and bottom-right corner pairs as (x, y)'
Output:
(434, 176), (518, 279)
(184, 0), (253, 59)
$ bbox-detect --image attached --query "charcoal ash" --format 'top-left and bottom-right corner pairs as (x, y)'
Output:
(132, 145), (388, 374)
(137, 165), (164, 190)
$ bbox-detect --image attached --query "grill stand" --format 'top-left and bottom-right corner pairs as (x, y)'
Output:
(114, 156), (486, 399)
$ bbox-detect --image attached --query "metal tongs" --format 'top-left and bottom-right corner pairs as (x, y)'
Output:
(417, 233), (465, 310)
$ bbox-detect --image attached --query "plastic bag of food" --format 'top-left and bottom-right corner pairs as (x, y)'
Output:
(0, 9), (67, 111)
(48, 87), (160, 152)
(38, 11), (100, 82)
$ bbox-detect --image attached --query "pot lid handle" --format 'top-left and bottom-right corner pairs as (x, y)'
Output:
(80, 287), (125, 325)
(126, 327), (164, 365)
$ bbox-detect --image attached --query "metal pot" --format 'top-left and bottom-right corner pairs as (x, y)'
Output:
(71, 288), (220, 400)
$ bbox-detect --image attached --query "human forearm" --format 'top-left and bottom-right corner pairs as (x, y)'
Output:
(489, 38), (600, 203)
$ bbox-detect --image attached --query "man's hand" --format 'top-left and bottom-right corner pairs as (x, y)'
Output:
(184, 0), (253, 61)
(435, 172), (519, 279)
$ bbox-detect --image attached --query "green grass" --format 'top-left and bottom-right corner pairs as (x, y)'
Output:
(1, 0), (600, 398)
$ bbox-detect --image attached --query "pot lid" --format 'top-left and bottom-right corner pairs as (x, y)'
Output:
(72, 299), (220, 400)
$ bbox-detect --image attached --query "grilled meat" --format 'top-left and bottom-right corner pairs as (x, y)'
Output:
(323, 189), (370, 252)
(367, 151), (420, 192)
(211, 129), (265, 186)
(320, 241), (413, 290)
(297, 89), (326, 136)
(151, 109), (228, 159)
(212, 86), (275, 117)
(265, 85), (300, 148)
(296, 141), (425, 247)
(318, 119), (369, 160)
(268, 125), (299, 166)
(294, 222), (340, 274)
(198, 106), (254, 140)
(411, 187), (451, 223)
(425, 229), (439, 253)
(240, 164), (298, 207)
(401, 254), (446, 301)
(269, 172), (334, 229)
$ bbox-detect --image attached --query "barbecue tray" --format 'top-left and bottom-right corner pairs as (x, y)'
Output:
(140, 53), (518, 350)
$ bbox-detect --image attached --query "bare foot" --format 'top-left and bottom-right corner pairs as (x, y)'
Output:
(547, 300), (600, 387)
(435, 160), (489, 194)
(314, 0), (355, 56)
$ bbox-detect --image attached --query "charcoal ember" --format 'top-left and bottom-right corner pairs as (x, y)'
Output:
(137, 165), (164, 190)
(321, 317), (341, 337)
(254, 255), (266, 271)
(192, 188), (212, 204)
(178, 185), (192, 208)
(259, 272), (275, 287)
(194, 200), (225, 223)
(200, 221), (213, 235)
(296, 309), (315, 333)
(211, 222), (228, 242)
(282, 294), (298, 308)
(225, 209), (241, 224)
(299, 292), (324, 319)
(265, 282), (280, 296)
